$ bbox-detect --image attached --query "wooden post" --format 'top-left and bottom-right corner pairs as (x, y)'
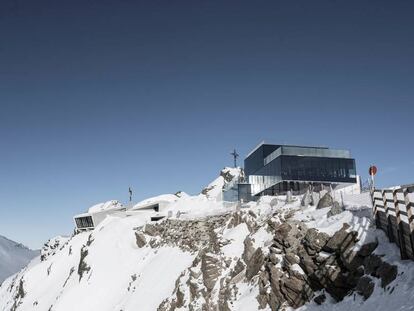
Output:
(404, 187), (414, 258)
(371, 189), (377, 218)
(394, 189), (408, 259)
(384, 190), (395, 242)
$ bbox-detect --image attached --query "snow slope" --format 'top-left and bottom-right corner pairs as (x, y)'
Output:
(0, 236), (38, 283)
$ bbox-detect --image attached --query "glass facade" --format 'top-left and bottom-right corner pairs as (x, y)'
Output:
(244, 144), (280, 176)
(75, 216), (94, 229)
(244, 143), (357, 196)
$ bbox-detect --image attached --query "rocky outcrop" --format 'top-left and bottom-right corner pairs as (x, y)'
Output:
(135, 215), (231, 253)
(255, 219), (398, 309)
(317, 193), (334, 209)
(155, 209), (398, 311)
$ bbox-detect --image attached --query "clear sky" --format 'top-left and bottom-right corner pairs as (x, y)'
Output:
(1, 0), (413, 249)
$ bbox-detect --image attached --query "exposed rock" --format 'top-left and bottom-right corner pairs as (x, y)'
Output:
(242, 237), (255, 263)
(201, 253), (222, 290)
(303, 228), (330, 253)
(283, 252), (299, 267)
(327, 201), (344, 217)
(269, 253), (280, 265)
(144, 224), (158, 236)
(376, 261), (398, 288)
(268, 266), (285, 309)
(317, 192), (334, 209)
(280, 275), (312, 308)
(267, 217), (281, 231)
(286, 191), (293, 203)
(273, 223), (292, 249)
(364, 254), (383, 275)
(356, 276), (375, 299)
(135, 232), (147, 248)
(301, 191), (313, 207)
(246, 248), (265, 281)
(231, 259), (245, 279)
(357, 240), (378, 257)
(313, 293), (326, 305)
(77, 246), (90, 281)
(340, 249), (364, 271)
(323, 224), (357, 253)
(220, 170), (236, 183)
(270, 198), (278, 208)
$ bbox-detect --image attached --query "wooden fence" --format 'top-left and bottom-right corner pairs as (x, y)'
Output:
(372, 184), (414, 260)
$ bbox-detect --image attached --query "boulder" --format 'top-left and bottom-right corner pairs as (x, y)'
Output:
(323, 224), (358, 253)
(301, 191), (312, 207)
(242, 237), (255, 263)
(201, 253), (222, 290)
(317, 193), (334, 209)
(268, 266), (285, 304)
(286, 191), (293, 203)
(280, 275), (312, 308)
(144, 224), (158, 236)
(231, 259), (245, 278)
(246, 248), (265, 281)
(273, 223), (292, 248)
(357, 240), (378, 257)
(270, 198), (278, 207)
(340, 249), (364, 271)
(135, 232), (147, 248)
(283, 252), (299, 267)
(303, 228), (330, 253)
(313, 293), (326, 305)
(376, 261), (398, 288)
(363, 254), (383, 275)
(356, 276), (375, 299)
(327, 202), (344, 217)
(269, 253), (280, 265)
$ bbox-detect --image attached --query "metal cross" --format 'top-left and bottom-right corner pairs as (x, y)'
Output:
(230, 149), (239, 168)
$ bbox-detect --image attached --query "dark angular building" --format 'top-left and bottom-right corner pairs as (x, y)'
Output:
(243, 142), (357, 197)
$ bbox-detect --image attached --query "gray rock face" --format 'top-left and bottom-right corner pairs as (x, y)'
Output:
(317, 193), (334, 209)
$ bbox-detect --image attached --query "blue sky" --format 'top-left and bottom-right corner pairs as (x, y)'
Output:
(1, 0), (413, 248)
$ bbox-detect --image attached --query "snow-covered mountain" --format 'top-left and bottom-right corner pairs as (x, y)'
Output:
(1, 168), (414, 311)
(0, 236), (38, 283)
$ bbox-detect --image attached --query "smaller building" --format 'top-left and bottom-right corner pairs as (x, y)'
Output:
(74, 205), (126, 232)
(74, 197), (175, 232)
